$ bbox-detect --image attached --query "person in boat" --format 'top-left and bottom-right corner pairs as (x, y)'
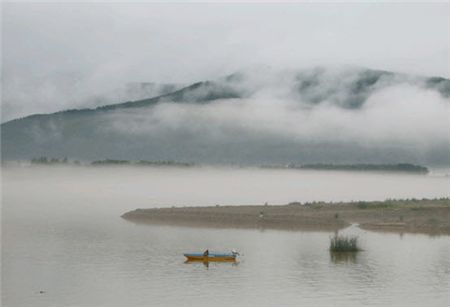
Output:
(203, 249), (209, 257)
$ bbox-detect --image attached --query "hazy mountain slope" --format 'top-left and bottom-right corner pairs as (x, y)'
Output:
(2, 67), (450, 165)
(1, 76), (184, 123)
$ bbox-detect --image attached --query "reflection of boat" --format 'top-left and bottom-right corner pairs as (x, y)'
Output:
(184, 251), (238, 262)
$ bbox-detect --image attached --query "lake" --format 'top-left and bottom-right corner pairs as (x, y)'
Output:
(2, 166), (450, 306)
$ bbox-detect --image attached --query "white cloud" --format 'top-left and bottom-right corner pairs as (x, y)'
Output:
(2, 2), (450, 121)
(102, 75), (450, 156)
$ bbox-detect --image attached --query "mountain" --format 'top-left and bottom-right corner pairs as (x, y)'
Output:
(1, 72), (184, 123)
(2, 66), (450, 165)
(122, 82), (183, 102)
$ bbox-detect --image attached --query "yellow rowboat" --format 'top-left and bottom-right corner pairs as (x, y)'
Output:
(184, 251), (238, 262)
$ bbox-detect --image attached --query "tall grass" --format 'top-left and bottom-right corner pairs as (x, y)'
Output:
(330, 235), (360, 252)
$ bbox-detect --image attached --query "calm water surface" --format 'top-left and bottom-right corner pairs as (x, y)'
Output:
(2, 166), (450, 306)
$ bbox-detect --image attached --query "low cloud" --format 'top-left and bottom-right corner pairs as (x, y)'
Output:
(3, 2), (450, 122)
(3, 67), (448, 165)
(104, 72), (450, 155)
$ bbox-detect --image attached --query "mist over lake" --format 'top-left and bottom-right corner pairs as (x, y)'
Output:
(3, 166), (450, 306)
(3, 166), (450, 215)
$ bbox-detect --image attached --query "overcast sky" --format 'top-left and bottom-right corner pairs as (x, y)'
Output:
(2, 2), (450, 121)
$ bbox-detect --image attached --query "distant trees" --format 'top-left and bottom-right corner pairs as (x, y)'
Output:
(298, 163), (428, 173)
(30, 157), (195, 167)
(31, 157), (72, 165)
(27, 158), (429, 173)
(262, 163), (429, 174)
(90, 159), (195, 167)
(91, 159), (129, 165)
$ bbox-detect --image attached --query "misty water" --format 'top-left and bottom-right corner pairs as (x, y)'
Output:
(2, 166), (450, 306)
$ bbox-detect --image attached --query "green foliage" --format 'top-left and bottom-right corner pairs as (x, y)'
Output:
(91, 159), (130, 165)
(427, 217), (439, 225)
(356, 201), (369, 209)
(298, 163), (428, 174)
(31, 157), (70, 165)
(30, 157), (195, 167)
(91, 159), (195, 167)
(330, 235), (360, 252)
(262, 163), (429, 174)
(356, 201), (393, 209)
(410, 207), (428, 211)
(136, 160), (194, 167)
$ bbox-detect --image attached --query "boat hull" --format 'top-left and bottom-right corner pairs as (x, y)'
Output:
(184, 253), (236, 262)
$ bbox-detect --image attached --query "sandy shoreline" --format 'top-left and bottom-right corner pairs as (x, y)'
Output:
(122, 198), (450, 235)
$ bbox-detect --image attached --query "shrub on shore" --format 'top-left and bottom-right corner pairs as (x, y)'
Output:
(330, 235), (360, 252)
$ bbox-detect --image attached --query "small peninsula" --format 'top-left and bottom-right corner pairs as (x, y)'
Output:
(122, 198), (450, 235)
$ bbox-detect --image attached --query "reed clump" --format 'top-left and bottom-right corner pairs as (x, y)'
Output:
(329, 235), (360, 252)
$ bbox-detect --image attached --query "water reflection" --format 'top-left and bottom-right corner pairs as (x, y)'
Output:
(184, 260), (240, 269)
(330, 251), (358, 264)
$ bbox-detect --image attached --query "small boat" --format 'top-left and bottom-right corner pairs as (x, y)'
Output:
(184, 250), (239, 262)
